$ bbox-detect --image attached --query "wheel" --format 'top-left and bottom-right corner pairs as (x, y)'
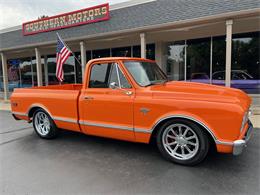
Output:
(32, 109), (59, 139)
(156, 119), (209, 166)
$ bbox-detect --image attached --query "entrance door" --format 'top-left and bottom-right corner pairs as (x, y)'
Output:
(80, 61), (135, 141)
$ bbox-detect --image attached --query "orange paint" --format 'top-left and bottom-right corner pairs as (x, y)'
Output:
(10, 57), (252, 154)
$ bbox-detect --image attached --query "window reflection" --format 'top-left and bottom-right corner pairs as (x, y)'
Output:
(231, 32), (260, 93)
(46, 55), (76, 85)
(19, 58), (33, 88)
(92, 49), (110, 59)
(187, 38), (211, 84)
(132, 44), (155, 60)
(112, 47), (131, 57)
(7, 58), (35, 91)
(31, 57), (44, 86)
(212, 36), (226, 86)
(166, 41), (185, 81)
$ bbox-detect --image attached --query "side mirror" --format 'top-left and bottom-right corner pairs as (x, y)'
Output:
(109, 82), (119, 89)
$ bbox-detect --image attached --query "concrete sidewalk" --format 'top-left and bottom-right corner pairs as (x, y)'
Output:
(1, 99), (259, 128)
(0, 99), (11, 111)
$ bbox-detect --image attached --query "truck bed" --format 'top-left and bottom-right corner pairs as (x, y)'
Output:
(11, 84), (83, 132)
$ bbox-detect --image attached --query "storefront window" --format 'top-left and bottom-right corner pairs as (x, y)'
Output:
(212, 36), (226, 86)
(147, 44), (155, 60)
(187, 38), (211, 84)
(166, 41), (185, 81)
(92, 49), (110, 59)
(7, 58), (36, 91)
(19, 58), (34, 88)
(46, 56), (57, 85)
(133, 45), (141, 58)
(31, 57), (45, 86)
(7, 59), (20, 91)
(46, 55), (76, 85)
(133, 44), (155, 60)
(112, 47), (131, 57)
(64, 56), (76, 84)
(74, 51), (92, 83)
(231, 32), (260, 94)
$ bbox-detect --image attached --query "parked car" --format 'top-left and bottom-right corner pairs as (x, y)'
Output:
(190, 70), (260, 93)
(11, 58), (253, 166)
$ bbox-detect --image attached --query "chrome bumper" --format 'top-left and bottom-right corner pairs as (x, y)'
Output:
(233, 120), (254, 155)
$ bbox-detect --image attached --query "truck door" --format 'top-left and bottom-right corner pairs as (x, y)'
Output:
(79, 61), (135, 141)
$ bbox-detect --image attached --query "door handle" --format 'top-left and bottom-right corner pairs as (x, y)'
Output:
(125, 91), (133, 96)
(84, 96), (94, 100)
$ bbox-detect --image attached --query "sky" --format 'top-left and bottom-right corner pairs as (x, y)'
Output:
(0, 0), (128, 30)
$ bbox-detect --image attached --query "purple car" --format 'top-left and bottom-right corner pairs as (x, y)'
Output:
(190, 70), (260, 94)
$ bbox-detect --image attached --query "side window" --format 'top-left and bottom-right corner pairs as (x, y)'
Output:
(89, 63), (110, 88)
(89, 63), (131, 89)
(118, 68), (131, 88)
(108, 64), (119, 87)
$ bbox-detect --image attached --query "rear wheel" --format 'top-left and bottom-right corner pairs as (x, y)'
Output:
(32, 109), (59, 139)
(156, 119), (209, 166)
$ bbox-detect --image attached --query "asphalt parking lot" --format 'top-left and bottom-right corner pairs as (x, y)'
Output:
(0, 110), (259, 195)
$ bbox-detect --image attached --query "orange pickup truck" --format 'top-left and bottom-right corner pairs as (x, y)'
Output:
(11, 57), (253, 165)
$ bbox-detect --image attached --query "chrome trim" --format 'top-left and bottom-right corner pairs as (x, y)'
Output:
(134, 128), (151, 133)
(215, 140), (233, 146)
(216, 121), (254, 155)
(151, 115), (217, 141)
(80, 120), (152, 133)
(233, 140), (246, 155)
(115, 63), (122, 88)
(12, 111), (27, 117)
(240, 110), (249, 132)
(80, 121), (133, 131)
(53, 116), (78, 124)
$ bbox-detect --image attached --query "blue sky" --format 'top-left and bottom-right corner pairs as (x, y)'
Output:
(0, 0), (127, 29)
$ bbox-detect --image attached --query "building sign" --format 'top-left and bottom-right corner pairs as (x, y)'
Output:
(22, 3), (109, 35)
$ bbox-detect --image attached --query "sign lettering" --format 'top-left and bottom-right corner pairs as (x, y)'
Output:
(22, 4), (109, 35)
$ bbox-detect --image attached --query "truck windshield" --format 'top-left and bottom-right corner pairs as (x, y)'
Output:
(124, 61), (168, 87)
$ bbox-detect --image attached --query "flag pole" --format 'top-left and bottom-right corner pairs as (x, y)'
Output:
(56, 33), (81, 65)
(57, 33), (82, 84)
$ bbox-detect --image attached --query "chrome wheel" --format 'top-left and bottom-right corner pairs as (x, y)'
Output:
(162, 124), (199, 160)
(34, 111), (50, 136)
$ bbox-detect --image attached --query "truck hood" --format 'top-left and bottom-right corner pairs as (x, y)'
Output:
(151, 81), (251, 110)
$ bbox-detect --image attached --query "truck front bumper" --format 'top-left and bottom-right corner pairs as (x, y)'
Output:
(233, 120), (254, 155)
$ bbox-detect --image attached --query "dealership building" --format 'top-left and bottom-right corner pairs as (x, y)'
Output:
(0, 0), (259, 100)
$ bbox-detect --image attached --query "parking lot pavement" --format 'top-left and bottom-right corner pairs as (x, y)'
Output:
(0, 111), (259, 195)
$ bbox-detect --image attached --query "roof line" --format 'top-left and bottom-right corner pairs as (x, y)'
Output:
(1, 7), (259, 52)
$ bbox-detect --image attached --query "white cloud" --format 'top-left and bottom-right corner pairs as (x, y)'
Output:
(0, 0), (128, 29)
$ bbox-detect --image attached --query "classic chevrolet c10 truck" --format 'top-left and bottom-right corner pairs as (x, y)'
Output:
(11, 57), (253, 165)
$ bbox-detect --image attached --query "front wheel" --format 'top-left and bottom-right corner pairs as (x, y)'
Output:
(32, 109), (59, 139)
(156, 119), (209, 166)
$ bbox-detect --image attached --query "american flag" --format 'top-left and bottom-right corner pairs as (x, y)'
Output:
(56, 34), (72, 82)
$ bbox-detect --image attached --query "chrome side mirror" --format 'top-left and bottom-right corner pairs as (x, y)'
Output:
(109, 82), (119, 89)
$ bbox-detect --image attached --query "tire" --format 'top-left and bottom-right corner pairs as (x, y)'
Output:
(156, 119), (209, 166)
(32, 108), (59, 139)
